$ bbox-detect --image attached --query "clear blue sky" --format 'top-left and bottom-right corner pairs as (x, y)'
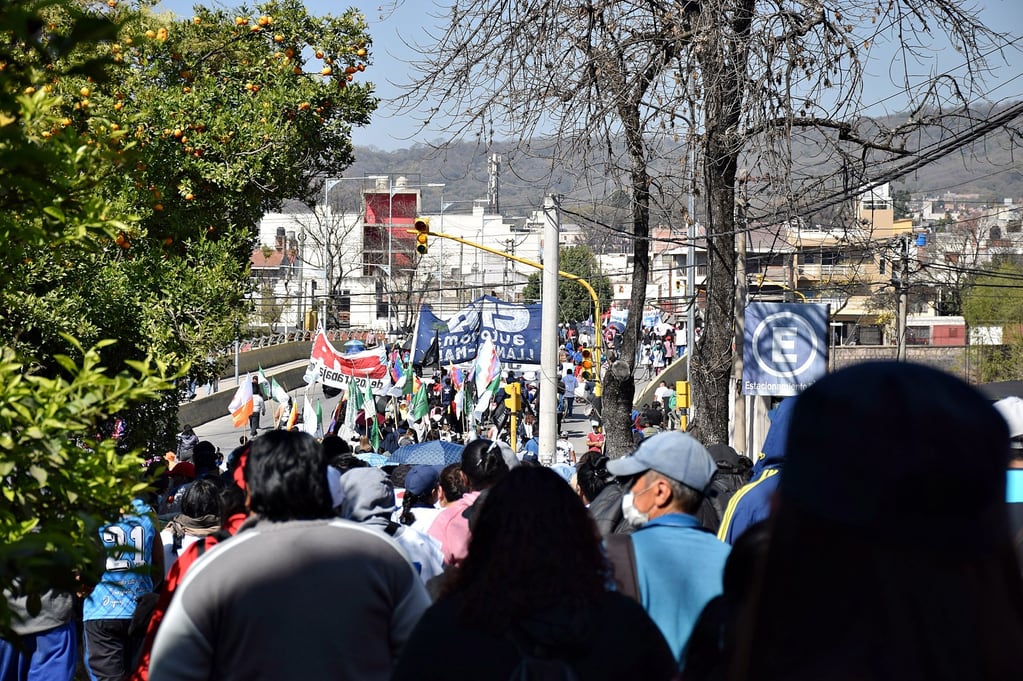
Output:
(156, 1), (1022, 152)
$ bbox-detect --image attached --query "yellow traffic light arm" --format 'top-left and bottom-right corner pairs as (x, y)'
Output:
(423, 230), (604, 389)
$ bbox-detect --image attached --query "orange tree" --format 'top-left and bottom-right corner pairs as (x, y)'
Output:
(0, 0), (176, 637)
(3, 0), (376, 452)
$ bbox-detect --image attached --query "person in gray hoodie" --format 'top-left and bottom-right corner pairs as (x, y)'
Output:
(150, 431), (429, 681)
(340, 467), (445, 584)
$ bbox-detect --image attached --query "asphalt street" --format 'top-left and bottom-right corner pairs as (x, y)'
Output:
(191, 371), (656, 461)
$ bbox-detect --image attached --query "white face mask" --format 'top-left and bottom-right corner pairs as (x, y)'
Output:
(621, 492), (650, 528)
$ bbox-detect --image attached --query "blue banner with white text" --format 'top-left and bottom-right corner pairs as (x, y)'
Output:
(413, 296), (543, 366)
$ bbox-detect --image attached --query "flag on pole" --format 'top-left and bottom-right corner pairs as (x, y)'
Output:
(410, 380), (430, 422)
(449, 363), (463, 390)
(390, 349), (405, 384)
(345, 380), (361, 430)
(452, 386), (464, 419)
(228, 373), (254, 428)
(257, 365), (270, 388)
(473, 338), (502, 396)
(269, 377), (288, 404)
(302, 395), (318, 436)
(327, 399), (343, 435)
(363, 376), (381, 451)
(286, 398), (299, 431)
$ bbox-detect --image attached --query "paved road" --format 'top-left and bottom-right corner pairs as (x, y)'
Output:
(192, 387), (636, 462)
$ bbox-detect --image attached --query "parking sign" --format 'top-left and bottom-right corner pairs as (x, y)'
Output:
(743, 303), (829, 396)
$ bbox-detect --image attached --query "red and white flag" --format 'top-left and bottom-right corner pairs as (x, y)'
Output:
(228, 373), (254, 428)
(306, 331), (391, 392)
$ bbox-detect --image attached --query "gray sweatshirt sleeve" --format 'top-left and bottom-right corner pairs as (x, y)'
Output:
(389, 572), (431, 662)
(149, 593), (213, 681)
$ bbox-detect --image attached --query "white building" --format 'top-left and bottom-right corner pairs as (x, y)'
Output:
(253, 177), (547, 332)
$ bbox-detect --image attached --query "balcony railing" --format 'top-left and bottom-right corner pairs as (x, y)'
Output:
(797, 263), (867, 279)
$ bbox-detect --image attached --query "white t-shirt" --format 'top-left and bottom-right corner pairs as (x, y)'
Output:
(555, 438), (575, 464)
(160, 529), (203, 576)
(655, 385), (674, 402)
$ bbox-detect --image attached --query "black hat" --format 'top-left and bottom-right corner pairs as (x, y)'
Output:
(782, 361), (1010, 550)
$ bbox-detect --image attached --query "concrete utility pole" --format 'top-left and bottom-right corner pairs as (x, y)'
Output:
(732, 172), (748, 455)
(896, 234), (910, 361)
(686, 148), (696, 398)
(539, 195), (561, 465)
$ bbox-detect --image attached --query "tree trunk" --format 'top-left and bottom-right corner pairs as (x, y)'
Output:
(601, 104), (651, 458)
(688, 1), (753, 445)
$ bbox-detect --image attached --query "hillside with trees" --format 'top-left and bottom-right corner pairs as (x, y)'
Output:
(345, 106), (1023, 229)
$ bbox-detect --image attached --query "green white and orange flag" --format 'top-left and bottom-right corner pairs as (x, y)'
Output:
(228, 373), (254, 428)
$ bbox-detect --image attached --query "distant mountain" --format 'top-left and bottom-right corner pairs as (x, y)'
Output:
(342, 107), (1022, 218)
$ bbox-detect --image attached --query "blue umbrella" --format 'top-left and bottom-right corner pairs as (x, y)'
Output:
(343, 339), (367, 353)
(386, 440), (464, 466)
(354, 451), (389, 467)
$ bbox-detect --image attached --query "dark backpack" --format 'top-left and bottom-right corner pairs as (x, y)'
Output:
(506, 630), (580, 681)
(508, 658), (579, 681)
(696, 458), (754, 533)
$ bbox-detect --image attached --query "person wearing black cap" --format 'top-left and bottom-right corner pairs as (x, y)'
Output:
(735, 361), (1023, 681)
(604, 431), (731, 668)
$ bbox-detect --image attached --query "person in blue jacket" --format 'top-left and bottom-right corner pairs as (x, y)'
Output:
(716, 397), (795, 544)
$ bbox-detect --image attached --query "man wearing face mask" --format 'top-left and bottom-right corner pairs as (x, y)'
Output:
(604, 432), (732, 668)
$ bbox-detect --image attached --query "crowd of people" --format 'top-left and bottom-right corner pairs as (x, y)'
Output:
(3, 360), (1023, 680)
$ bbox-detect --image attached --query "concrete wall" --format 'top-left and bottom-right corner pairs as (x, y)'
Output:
(831, 345), (972, 382)
(219, 342), (313, 379)
(178, 365), (311, 429)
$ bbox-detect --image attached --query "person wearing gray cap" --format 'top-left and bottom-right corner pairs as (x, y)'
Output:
(604, 431), (731, 668)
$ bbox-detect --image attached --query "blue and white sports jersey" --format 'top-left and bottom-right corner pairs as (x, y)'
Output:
(83, 498), (159, 621)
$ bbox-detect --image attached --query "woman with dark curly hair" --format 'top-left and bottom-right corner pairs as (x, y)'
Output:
(395, 465), (676, 680)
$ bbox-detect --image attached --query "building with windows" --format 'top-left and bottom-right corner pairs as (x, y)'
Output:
(252, 177), (545, 333)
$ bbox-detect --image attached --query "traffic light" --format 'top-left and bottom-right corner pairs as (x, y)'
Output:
(579, 347), (593, 380)
(675, 381), (690, 409)
(414, 217), (430, 255)
(504, 381), (521, 412)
